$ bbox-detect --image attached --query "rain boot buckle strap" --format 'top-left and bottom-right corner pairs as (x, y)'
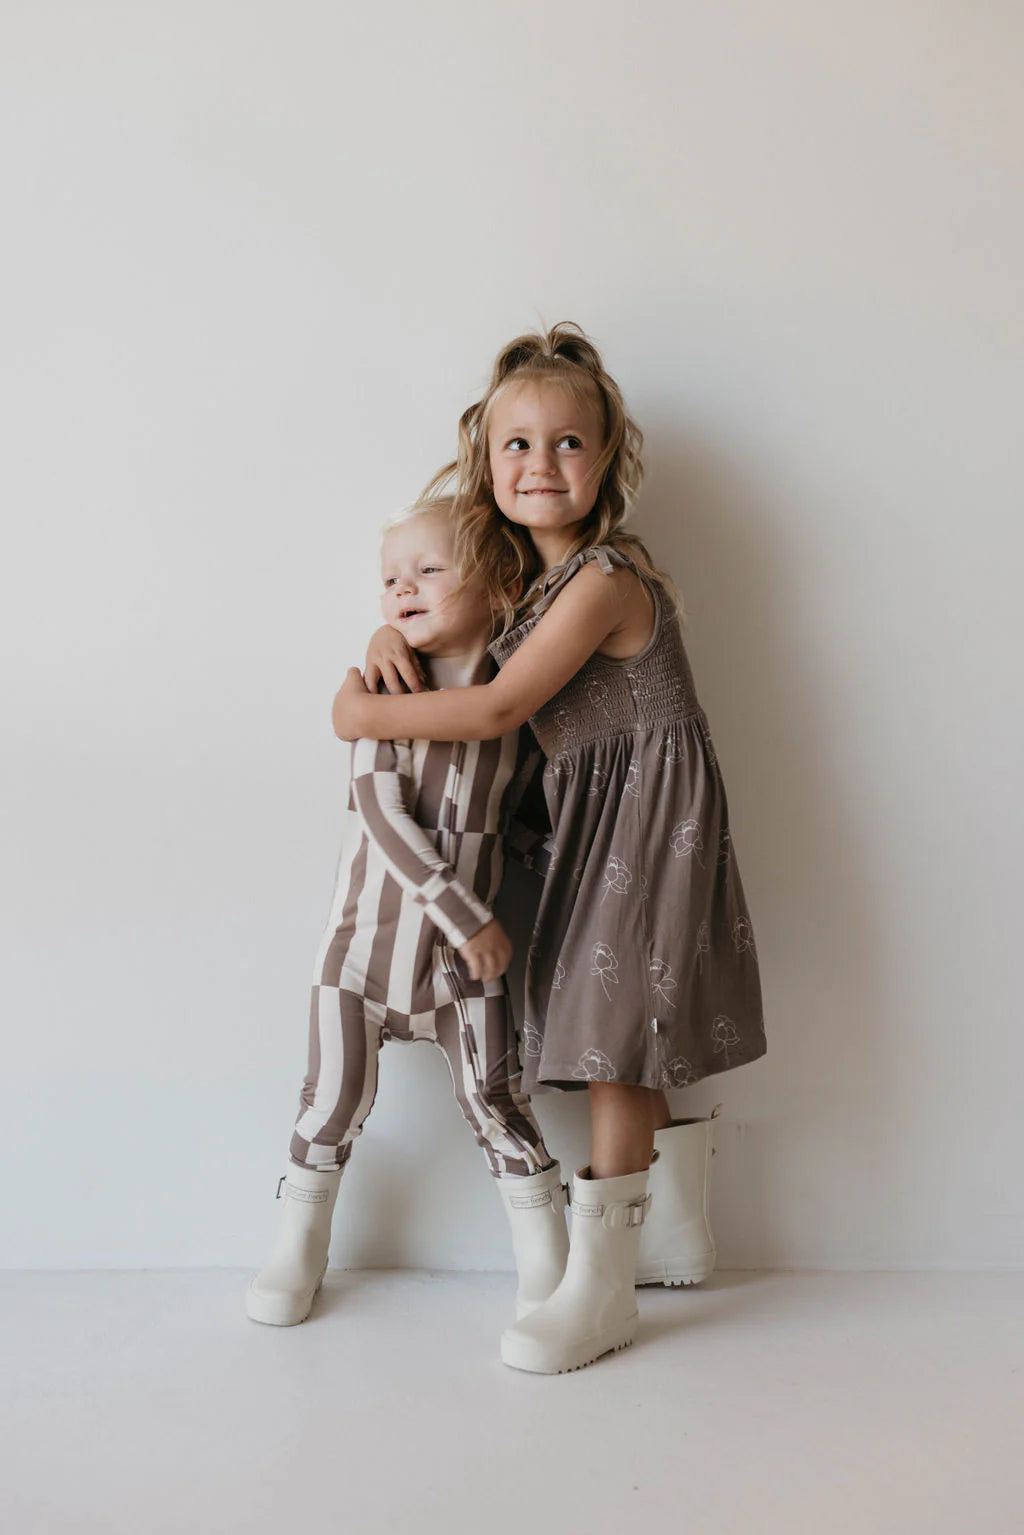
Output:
(571, 1192), (651, 1229)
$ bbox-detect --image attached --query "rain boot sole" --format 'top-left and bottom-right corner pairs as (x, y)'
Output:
(244, 1268), (326, 1327)
(500, 1314), (639, 1375)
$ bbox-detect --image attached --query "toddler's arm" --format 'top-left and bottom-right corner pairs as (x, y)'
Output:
(334, 561), (629, 743)
(350, 736), (509, 979)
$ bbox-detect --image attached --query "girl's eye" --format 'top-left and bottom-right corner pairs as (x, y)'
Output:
(506, 437), (529, 451)
(557, 435), (583, 450)
(384, 577), (398, 587)
(421, 566), (442, 575)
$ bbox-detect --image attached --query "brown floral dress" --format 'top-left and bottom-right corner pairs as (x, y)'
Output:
(489, 545), (766, 1093)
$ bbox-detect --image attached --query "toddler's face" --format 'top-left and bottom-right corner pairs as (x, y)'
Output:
(487, 380), (605, 537)
(380, 510), (490, 656)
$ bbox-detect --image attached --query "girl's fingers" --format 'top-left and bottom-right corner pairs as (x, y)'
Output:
(399, 657), (426, 693)
(365, 664), (381, 692)
(382, 663), (402, 695)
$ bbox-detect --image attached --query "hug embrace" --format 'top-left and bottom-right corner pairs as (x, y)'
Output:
(246, 322), (766, 1374)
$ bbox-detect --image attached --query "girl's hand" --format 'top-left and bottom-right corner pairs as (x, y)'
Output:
(332, 668), (371, 740)
(458, 918), (512, 982)
(365, 624), (426, 695)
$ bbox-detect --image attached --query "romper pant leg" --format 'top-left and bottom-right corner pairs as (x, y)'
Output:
(432, 989), (552, 1179)
(289, 986), (384, 1171)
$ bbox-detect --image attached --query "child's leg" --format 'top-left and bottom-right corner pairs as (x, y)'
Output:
(289, 985), (385, 1170)
(432, 991), (552, 1177)
(434, 991), (569, 1315)
(247, 988), (383, 1326)
(500, 1080), (658, 1373)
(598, 1086), (718, 1288)
(588, 1082), (660, 1178)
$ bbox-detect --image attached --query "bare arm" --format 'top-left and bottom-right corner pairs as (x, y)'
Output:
(333, 563), (634, 742)
(363, 624), (426, 695)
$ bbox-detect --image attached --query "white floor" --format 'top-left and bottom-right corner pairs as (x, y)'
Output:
(2, 1269), (1021, 1535)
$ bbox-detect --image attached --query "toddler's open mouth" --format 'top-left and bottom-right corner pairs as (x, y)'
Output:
(399, 607), (428, 620)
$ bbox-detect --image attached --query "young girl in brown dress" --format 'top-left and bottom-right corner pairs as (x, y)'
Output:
(334, 323), (765, 1374)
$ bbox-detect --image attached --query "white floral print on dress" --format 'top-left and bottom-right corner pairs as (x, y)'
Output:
(625, 759), (641, 796)
(587, 766), (608, 798)
(544, 752), (572, 783)
(711, 1014), (740, 1067)
(521, 1021), (543, 1059)
(626, 670), (653, 705)
(718, 828), (731, 866)
(649, 958), (677, 1009)
(552, 960), (566, 990)
(661, 1056), (699, 1090)
(586, 678), (609, 711)
(671, 818), (705, 865)
(590, 942), (619, 1000)
(696, 919), (710, 974)
(732, 915), (756, 954)
(602, 856), (632, 903)
(572, 1047), (617, 1082)
(658, 733), (684, 763)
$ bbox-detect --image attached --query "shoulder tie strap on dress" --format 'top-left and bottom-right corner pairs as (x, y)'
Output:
(532, 545), (633, 617)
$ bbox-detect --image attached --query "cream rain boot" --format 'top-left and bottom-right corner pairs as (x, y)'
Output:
(497, 1162), (570, 1320)
(636, 1111), (718, 1287)
(500, 1167), (651, 1374)
(245, 1164), (343, 1326)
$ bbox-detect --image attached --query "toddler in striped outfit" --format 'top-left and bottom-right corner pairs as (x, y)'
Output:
(246, 496), (569, 1328)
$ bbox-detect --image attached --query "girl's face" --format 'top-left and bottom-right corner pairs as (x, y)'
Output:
(487, 380), (605, 539)
(380, 509), (490, 656)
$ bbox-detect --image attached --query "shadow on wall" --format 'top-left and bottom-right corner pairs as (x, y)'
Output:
(637, 422), (896, 1267)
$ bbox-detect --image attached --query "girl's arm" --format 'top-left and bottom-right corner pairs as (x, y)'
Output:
(363, 625), (426, 695)
(334, 563), (630, 743)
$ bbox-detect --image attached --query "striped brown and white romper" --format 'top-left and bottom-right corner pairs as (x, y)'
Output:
(289, 660), (553, 1180)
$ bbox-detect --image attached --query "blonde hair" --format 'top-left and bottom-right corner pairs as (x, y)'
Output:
(423, 322), (675, 630)
(380, 492), (456, 536)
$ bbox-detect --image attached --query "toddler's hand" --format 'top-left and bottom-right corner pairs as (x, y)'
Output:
(458, 919), (512, 983)
(364, 625), (426, 695)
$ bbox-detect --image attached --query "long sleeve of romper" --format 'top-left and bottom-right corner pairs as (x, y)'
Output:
(349, 737), (494, 948)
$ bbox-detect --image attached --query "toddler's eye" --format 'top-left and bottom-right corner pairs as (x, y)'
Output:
(557, 435), (583, 450)
(506, 437), (529, 451)
(383, 577), (398, 587)
(421, 566), (442, 575)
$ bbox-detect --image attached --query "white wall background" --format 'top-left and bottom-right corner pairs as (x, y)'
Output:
(2, 1), (1021, 1272)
